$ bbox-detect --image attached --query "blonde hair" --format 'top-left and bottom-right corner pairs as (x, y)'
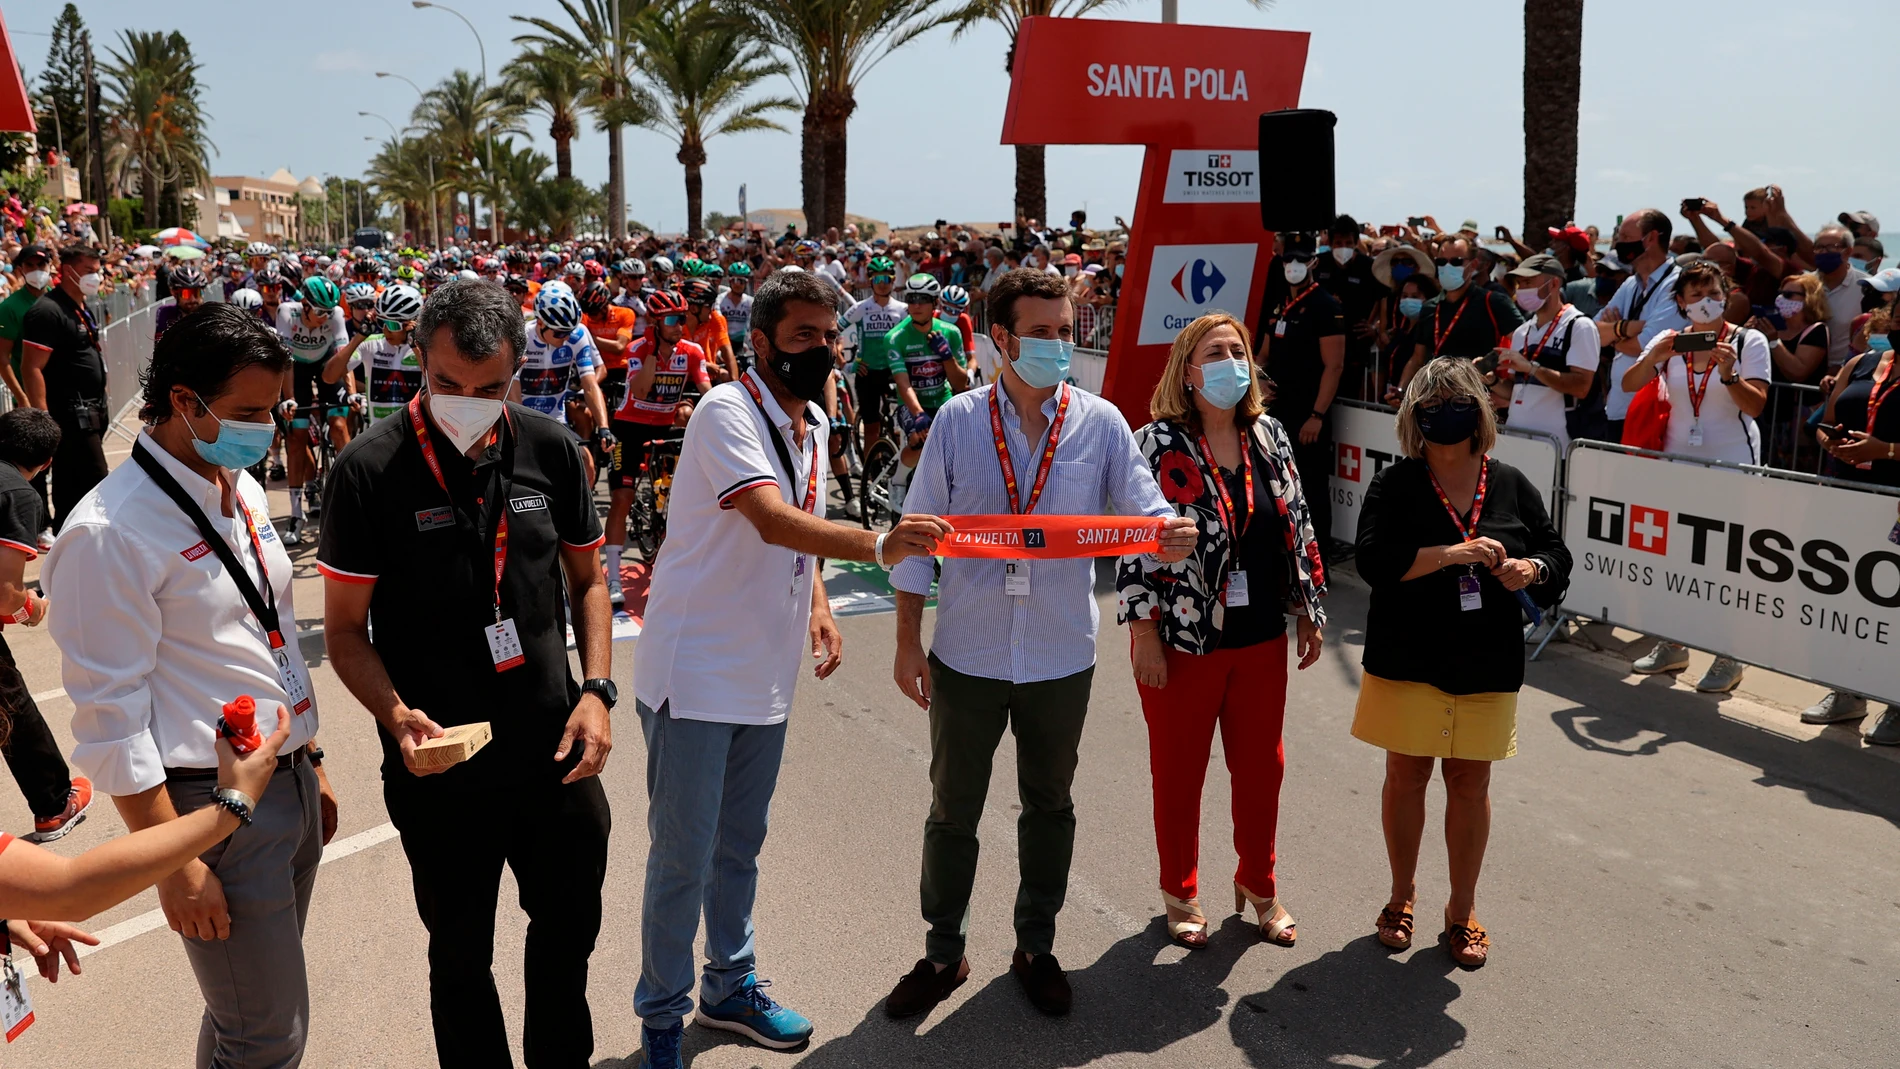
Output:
(1780, 273), (1830, 323)
(1396, 357), (1498, 458)
(1148, 313), (1266, 426)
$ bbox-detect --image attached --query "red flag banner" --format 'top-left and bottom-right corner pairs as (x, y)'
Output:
(936, 515), (1165, 559)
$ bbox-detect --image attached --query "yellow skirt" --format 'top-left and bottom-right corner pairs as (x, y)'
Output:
(1351, 673), (1518, 761)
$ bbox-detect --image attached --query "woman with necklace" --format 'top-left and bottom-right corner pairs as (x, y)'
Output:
(1352, 357), (1570, 968)
(1118, 313), (1327, 951)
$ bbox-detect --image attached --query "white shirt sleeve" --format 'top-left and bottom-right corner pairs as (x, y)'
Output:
(44, 522), (169, 796)
(691, 389), (780, 510)
(1566, 316), (1601, 367)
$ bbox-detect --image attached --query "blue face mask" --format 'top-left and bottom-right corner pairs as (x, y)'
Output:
(1390, 262), (1416, 283)
(1871, 333), (1894, 354)
(1195, 357), (1253, 410)
(1850, 257), (1870, 274)
(1114, 264), (1124, 277)
(1397, 297), (1425, 319)
(1010, 333), (1073, 388)
(1437, 264), (1469, 290)
(185, 392), (276, 469)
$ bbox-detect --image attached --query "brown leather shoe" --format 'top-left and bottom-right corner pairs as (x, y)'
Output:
(1010, 950), (1071, 1016)
(884, 957), (968, 1018)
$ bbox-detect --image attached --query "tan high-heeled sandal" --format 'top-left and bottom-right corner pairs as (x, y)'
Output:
(1162, 892), (1208, 949)
(1234, 883), (1296, 946)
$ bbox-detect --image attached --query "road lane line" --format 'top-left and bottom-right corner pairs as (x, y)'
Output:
(66, 820), (400, 962)
(31, 687), (65, 703)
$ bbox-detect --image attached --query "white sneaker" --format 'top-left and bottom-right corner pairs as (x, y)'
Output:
(607, 580), (624, 609)
(844, 497), (862, 519)
(1694, 655), (1746, 694)
(283, 517), (305, 545)
(1631, 640), (1689, 674)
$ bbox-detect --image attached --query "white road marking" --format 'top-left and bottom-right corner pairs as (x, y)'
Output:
(31, 687), (65, 703)
(60, 821), (401, 963)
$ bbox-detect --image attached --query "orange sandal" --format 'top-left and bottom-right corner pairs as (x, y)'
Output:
(1375, 905), (1414, 950)
(1444, 915), (1490, 968)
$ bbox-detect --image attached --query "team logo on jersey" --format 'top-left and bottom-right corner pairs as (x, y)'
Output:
(181, 540), (212, 561)
(415, 506), (455, 532)
(510, 494), (548, 513)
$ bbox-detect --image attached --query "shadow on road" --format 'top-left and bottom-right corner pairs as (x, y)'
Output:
(1229, 935), (1467, 1068)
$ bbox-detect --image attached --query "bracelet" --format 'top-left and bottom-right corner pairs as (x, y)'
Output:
(1532, 558), (1550, 585)
(1720, 374), (1740, 386)
(1310, 409), (1326, 422)
(211, 787), (255, 826)
(7, 593), (33, 625)
(873, 532), (891, 569)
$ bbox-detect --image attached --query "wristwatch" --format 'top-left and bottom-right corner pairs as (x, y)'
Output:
(1720, 374), (1741, 385)
(581, 678), (618, 710)
(305, 743), (324, 767)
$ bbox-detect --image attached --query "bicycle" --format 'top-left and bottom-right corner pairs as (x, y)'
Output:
(857, 388), (905, 530)
(627, 427), (686, 562)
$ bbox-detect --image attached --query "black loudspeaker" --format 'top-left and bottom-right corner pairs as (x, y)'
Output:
(1257, 109), (1337, 232)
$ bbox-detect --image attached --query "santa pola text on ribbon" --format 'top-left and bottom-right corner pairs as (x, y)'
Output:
(1084, 63), (1250, 101)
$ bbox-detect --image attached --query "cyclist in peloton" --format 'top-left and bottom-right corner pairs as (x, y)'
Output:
(681, 278), (737, 384)
(883, 273), (967, 513)
(843, 255), (908, 451)
(342, 283), (424, 423)
(153, 265), (209, 341)
(648, 255), (677, 295)
(516, 280), (615, 484)
(718, 263), (754, 369)
(580, 280), (638, 422)
(601, 289), (707, 611)
(342, 281), (380, 340)
(276, 275), (355, 543)
(938, 284), (979, 386)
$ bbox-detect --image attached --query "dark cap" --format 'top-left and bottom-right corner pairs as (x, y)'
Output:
(1508, 252), (1566, 281)
(1283, 232), (1318, 258)
(11, 243), (50, 268)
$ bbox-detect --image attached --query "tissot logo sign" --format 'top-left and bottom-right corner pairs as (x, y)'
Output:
(1162, 149), (1259, 204)
(1138, 243), (1257, 345)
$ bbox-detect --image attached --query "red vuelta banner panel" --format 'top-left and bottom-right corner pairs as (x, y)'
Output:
(936, 515), (1164, 559)
(1001, 16), (1309, 148)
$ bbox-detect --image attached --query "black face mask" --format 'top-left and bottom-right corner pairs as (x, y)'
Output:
(1614, 239), (1645, 263)
(765, 339), (834, 401)
(1416, 399), (1483, 445)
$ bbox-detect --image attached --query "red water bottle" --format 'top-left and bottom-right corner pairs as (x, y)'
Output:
(219, 695), (261, 754)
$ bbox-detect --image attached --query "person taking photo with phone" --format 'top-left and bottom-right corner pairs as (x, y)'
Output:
(1496, 254), (1599, 450)
(1618, 259), (1771, 693)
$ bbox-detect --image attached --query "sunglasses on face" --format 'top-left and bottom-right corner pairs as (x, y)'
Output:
(176, 288), (201, 301)
(660, 314), (685, 326)
(1434, 257), (1466, 267)
(1778, 290), (1805, 300)
(1418, 397), (1480, 415)
(871, 274), (894, 284)
(382, 319), (410, 332)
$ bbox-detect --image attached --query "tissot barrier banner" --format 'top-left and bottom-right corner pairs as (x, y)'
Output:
(1563, 445), (1900, 704)
(1327, 404), (1563, 542)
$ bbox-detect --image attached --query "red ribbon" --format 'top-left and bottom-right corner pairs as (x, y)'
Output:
(935, 515), (1164, 559)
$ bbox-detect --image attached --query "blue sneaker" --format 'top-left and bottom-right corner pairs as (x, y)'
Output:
(635, 1022), (682, 1069)
(696, 977), (813, 1050)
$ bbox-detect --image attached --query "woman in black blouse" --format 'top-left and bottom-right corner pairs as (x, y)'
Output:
(1119, 313), (1327, 950)
(1353, 356), (1570, 967)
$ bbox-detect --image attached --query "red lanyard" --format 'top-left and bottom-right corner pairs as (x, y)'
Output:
(989, 383), (1071, 515)
(407, 395), (511, 621)
(230, 492), (285, 651)
(1194, 426), (1254, 540)
(1683, 323), (1728, 420)
(1521, 307), (1570, 366)
(1432, 294), (1471, 354)
(1279, 283), (1315, 320)
(1866, 354), (1899, 437)
(739, 374), (820, 513)
(1426, 456), (1489, 543)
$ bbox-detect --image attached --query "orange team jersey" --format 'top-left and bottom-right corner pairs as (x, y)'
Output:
(583, 306), (638, 370)
(616, 337), (710, 426)
(687, 310), (730, 369)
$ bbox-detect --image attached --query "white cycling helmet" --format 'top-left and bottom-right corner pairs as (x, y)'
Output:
(377, 284), (424, 323)
(534, 281), (583, 332)
(901, 273), (941, 302)
(244, 241), (274, 258)
(458, 268), (479, 280)
(650, 255), (674, 275)
(229, 288), (264, 310)
(940, 284), (971, 310)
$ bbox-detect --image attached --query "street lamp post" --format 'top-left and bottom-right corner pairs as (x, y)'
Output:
(413, 1), (494, 242)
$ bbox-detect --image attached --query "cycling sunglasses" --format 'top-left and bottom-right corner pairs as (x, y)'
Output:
(175, 287), (202, 302)
(871, 273), (894, 284)
(659, 314), (685, 326)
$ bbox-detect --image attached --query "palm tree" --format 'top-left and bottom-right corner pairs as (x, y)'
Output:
(744, 0), (952, 235)
(366, 137), (441, 245)
(414, 69), (526, 242)
(102, 29), (213, 229)
(514, 0), (655, 241)
(483, 138), (554, 239)
(623, 1), (797, 237)
(1522, 0), (1583, 238)
(517, 177), (603, 241)
(500, 45), (589, 182)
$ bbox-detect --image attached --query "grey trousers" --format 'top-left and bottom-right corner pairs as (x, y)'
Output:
(165, 761), (323, 1069)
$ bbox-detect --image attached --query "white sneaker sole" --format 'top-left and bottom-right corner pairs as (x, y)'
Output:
(693, 1012), (809, 1050)
(24, 806), (88, 844)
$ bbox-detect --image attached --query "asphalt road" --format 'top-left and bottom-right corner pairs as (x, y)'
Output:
(4, 475), (1898, 1068)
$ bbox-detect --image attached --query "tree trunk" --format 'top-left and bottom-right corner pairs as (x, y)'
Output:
(1522, 0), (1583, 239)
(1014, 144), (1046, 226)
(800, 106), (824, 238)
(608, 124), (625, 240)
(683, 159), (703, 239)
(816, 90), (856, 234)
(555, 134), (573, 183)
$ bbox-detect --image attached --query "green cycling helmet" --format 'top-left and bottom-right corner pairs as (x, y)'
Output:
(394, 264), (422, 283)
(867, 255), (897, 276)
(726, 262), (753, 278)
(300, 276), (342, 311)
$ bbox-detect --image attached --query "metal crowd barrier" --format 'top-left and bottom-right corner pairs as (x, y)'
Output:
(100, 304), (157, 443)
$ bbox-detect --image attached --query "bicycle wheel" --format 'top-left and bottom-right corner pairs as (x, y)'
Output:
(859, 437), (898, 530)
(629, 470), (659, 561)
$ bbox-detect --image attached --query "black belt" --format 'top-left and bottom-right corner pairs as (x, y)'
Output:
(164, 746), (305, 781)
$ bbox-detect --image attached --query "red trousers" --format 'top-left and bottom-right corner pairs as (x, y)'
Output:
(1135, 635), (1289, 902)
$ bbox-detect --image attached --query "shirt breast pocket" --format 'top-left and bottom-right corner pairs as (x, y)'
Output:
(1047, 459), (1102, 514)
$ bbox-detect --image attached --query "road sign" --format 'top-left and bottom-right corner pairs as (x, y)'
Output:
(454, 225), (469, 240)
(454, 213), (469, 228)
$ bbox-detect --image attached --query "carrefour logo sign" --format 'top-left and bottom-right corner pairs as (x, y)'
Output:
(1139, 243), (1257, 345)
(1162, 149), (1258, 204)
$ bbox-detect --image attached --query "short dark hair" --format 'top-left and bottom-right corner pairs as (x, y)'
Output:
(416, 278), (526, 364)
(139, 303), (292, 422)
(0, 408), (60, 469)
(1331, 213), (1360, 236)
(1632, 208), (1672, 245)
(986, 268), (1072, 332)
(1672, 258), (1729, 299)
(751, 270), (839, 347)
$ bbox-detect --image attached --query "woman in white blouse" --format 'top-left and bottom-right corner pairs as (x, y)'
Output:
(1621, 258), (1771, 465)
(1619, 257), (1770, 693)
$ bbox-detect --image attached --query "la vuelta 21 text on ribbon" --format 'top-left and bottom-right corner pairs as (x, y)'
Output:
(936, 516), (1166, 560)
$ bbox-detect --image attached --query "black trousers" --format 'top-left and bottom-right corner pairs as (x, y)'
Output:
(0, 634), (72, 818)
(51, 411), (107, 533)
(28, 468), (47, 535)
(1287, 421), (1335, 557)
(384, 769), (611, 1069)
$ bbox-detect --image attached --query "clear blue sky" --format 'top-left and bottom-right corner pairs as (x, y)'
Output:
(11, 0), (1889, 237)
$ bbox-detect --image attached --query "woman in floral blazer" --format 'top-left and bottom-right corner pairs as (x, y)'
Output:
(1116, 313), (1327, 952)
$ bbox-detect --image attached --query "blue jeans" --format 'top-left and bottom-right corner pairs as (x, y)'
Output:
(634, 700), (788, 1030)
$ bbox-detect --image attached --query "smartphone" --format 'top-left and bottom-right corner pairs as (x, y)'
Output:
(1473, 349), (1505, 377)
(1407, 216), (1426, 228)
(1494, 226), (1510, 239)
(1379, 224), (1400, 237)
(1681, 197), (1706, 214)
(1673, 331), (1717, 352)
(1749, 305), (1787, 330)
(1816, 422), (1847, 441)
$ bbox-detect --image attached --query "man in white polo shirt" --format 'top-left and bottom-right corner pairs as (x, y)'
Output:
(1498, 254), (1598, 449)
(629, 271), (948, 1069)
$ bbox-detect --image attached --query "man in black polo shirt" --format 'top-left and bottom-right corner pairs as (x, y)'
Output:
(1259, 232), (1346, 557)
(1396, 236), (1524, 392)
(1312, 214), (1385, 397)
(318, 279), (615, 1068)
(19, 244), (109, 530)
